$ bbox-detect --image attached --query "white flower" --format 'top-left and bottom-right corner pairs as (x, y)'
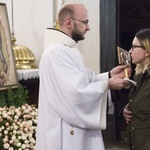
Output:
(25, 143), (30, 148)
(21, 144), (26, 149)
(15, 108), (20, 113)
(24, 109), (30, 113)
(4, 130), (8, 135)
(14, 115), (19, 120)
(2, 112), (8, 118)
(28, 133), (33, 138)
(4, 143), (10, 149)
(24, 140), (29, 144)
(0, 104), (38, 149)
(18, 136), (22, 140)
(5, 122), (9, 126)
(16, 142), (21, 147)
(28, 120), (33, 126)
(21, 105), (26, 110)
(21, 135), (27, 140)
(13, 130), (17, 134)
(11, 135), (16, 140)
(3, 137), (8, 143)
(9, 140), (13, 144)
(13, 125), (18, 130)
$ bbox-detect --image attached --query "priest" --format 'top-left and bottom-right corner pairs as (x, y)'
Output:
(36, 3), (130, 150)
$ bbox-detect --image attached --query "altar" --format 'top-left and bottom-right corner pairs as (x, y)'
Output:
(17, 69), (39, 106)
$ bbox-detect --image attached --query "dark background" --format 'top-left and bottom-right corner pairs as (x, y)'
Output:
(100, 0), (150, 144)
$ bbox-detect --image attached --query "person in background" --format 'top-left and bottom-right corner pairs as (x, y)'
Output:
(36, 3), (130, 150)
(123, 28), (150, 150)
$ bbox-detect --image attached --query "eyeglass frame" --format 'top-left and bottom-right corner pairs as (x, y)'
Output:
(70, 17), (89, 25)
(131, 44), (145, 50)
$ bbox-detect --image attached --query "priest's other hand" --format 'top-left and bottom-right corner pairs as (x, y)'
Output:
(110, 65), (131, 78)
(108, 77), (131, 90)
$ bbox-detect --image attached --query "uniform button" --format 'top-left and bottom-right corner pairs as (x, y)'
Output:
(130, 99), (132, 102)
(131, 127), (134, 130)
(70, 130), (74, 135)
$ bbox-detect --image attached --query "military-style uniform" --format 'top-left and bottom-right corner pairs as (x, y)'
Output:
(127, 63), (150, 150)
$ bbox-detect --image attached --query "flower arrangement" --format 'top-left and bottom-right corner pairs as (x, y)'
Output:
(0, 84), (38, 150)
(0, 104), (38, 150)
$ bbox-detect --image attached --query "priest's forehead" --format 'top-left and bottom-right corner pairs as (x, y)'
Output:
(58, 3), (88, 20)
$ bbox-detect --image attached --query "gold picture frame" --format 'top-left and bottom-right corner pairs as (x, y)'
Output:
(117, 46), (131, 79)
(0, 3), (18, 90)
(117, 46), (137, 86)
(117, 46), (131, 66)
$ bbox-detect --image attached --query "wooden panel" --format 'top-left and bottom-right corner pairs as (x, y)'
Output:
(100, 0), (117, 144)
(100, 0), (117, 72)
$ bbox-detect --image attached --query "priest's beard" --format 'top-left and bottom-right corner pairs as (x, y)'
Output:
(71, 24), (85, 42)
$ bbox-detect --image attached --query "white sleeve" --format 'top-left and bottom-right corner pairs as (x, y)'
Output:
(107, 90), (114, 114)
(89, 70), (114, 114)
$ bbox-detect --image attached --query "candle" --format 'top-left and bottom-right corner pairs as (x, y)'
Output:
(124, 69), (129, 78)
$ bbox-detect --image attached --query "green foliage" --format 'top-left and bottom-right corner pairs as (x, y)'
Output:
(0, 84), (29, 107)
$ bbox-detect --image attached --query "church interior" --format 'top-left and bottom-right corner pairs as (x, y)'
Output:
(0, 0), (150, 149)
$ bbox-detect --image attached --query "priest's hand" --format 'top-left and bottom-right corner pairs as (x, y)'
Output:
(123, 103), (132, 124)
(110, 65), (131, 78)
(108, 77), (131, 90)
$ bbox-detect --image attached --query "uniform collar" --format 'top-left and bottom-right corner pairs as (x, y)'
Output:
(44, 28), (78, 49)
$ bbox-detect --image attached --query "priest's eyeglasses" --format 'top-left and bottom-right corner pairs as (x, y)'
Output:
(131, 45), (145, 50)
(70, 17), (89, 25)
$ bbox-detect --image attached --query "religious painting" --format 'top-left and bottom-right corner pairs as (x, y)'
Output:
(0, 3), (18, 90)
(117, 46), (131, 79)
(117, 46), (131, 66)
(117, 46), (137, 86)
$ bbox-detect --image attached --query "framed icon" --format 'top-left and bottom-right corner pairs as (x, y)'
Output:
(117, 46), (131, 66)
(117, 46), (137, 86)
(0, 3), (18, 90)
